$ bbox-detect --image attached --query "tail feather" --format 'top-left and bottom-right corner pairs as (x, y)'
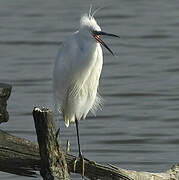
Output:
(64, 115), (76, 127)
(65, 118), (69, 127)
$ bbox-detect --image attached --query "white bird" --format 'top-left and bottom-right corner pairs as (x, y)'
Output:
(53, 11), (119, 157)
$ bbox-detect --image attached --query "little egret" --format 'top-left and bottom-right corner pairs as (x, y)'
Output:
(53, 12), (119, 158)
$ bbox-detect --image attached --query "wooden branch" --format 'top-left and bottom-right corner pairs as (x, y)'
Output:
(33, 107), (70, 180)
(116, 165), (179, 180)
(0, 129), (179, 180)
(66, 154), (132, 180)
(0, 129), (40, 177)
(32, 107), (131, 180)
(0, 83), (12, 123)
(0, 84), (178, 179)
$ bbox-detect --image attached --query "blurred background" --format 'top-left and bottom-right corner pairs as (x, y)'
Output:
(0, 0), (179, 179)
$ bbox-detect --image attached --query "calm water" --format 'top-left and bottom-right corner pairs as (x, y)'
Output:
(0, 0), (179, 179)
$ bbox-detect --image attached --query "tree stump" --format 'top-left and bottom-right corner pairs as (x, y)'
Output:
(0, 83), (12, 123)
(33, 107), (70, 180)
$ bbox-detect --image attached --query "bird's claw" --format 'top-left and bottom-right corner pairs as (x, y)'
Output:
(79, 152), (85, 177)
(73, 158), (78, 172)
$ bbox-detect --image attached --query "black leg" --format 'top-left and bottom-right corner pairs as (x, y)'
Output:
(74, 119), (86, 178)
(75, 118), (82, 157)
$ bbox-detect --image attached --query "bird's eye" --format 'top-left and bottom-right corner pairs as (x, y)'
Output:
(92, 30), (100, 36)
(90, 30), (95, 35)
(92, 30), (96, 35)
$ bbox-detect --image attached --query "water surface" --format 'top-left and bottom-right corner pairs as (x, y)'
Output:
(0, 0), (179, 179)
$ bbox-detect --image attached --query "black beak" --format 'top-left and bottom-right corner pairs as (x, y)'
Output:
(93, 30), (120, 56)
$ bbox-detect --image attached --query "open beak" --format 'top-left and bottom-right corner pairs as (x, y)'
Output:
(93, 30), (120, 56)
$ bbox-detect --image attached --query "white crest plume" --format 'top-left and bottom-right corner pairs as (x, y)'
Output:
(88, 5), (103, 19)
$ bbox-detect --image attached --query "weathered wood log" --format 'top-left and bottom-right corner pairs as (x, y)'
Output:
(0, 83), (12, 123)
(0, 128), (179, 180)
(33, 107), (70, 180)
(0, 86), (178, 179)
(116, 164), (179, 180)
(0, 129), (40, 177)
(32, 107), (131, 180)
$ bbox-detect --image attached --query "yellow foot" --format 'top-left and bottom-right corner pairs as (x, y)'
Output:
(81, 157), (85, 177)
(73, 155), (85, 177)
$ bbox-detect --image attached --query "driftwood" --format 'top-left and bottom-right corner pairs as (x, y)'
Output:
(0, 128), (179, 180)
(32, 107), (132, 180)
(0, 83), (12, 123)
(0, 83), (179, 179)
(0, 128), (132, 180)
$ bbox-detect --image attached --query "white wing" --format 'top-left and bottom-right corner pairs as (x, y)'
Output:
(53, 33), (78, 111)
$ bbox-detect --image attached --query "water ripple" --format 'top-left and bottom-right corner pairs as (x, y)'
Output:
(97, 138), (153, 145)
(104, 92), (173, 97)
(139, 34), (171, 39)
(0, 40), (61, 46)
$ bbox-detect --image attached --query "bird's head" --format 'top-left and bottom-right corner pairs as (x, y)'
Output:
(79, 13), (119, 56)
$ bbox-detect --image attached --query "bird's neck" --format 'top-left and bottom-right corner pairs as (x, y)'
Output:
(76, 31), (98, 54)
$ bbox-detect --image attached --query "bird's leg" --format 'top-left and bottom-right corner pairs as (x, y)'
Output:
(75, 118), (82, 157)
(74, 118), (85, 177)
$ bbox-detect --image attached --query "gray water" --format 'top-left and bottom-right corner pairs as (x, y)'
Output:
(0, 0), (179, 179)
